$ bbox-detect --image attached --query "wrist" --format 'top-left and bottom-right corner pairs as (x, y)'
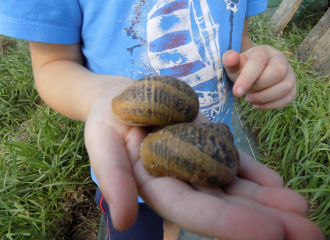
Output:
(82, 74), (134, 122)
(241, 35), (253, 53)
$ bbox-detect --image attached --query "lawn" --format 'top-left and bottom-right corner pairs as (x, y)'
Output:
(0, 1), (329, 239)
(0, 38), (99, 239)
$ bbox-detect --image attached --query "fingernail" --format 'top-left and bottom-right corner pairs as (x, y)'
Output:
(253, 104), (260, 109)
(225, 51), (232, 61)
(236, 87), (245, 97)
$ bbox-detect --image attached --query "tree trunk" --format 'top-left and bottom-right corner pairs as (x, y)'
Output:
(271, 0), (303, 33)
(297, 8), (330, 78)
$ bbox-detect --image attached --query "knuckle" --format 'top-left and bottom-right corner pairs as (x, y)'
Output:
(253, 94), (264, 103)
(283, 93), (295, 105)
(283, 80), (294, 93)
(255, 55), (266, 66)
(288, 92), (296, 102)
(274, 65), (288, 79)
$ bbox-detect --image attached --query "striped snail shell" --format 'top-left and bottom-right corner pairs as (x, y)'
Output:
(140, 123), (239, 187)
(111, 75), (199, 126)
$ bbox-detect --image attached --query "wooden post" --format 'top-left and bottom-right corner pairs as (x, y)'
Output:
(271, 0), (303, 33)
(297, 8), (330, 78)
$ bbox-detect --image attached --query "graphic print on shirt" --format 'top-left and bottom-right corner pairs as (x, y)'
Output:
(146, 0), (226, 122)
(217, 0), (240, 120)
(125, 0), (147, 55)
(225, 0), (240, 50)
(224, 0), (240, 13)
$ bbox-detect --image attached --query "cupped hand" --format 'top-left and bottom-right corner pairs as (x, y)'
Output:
(134, 148), (325, 240)
(223, 45), (297, 110)
(84, 85), (324, 240)
(84, 89), (208, 230)
(84, 84), (145, 230)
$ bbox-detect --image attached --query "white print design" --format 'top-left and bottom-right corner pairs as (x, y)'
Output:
(147, 0), (228, 122)
(224, 0), (240, 13)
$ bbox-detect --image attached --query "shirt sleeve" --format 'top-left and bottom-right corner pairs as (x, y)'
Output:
(246, 0), (267, 17)
(0, 0), (82, 44)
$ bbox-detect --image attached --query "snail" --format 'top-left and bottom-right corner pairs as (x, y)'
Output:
(112, 75), (199, 126)
(112, 75), (239, 187)
(140, 123), (239, 187)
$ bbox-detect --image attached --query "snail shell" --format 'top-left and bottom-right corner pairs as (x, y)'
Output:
(198, 122), (234, 143)
(141, 123), (239, 187)
(111, 76), (199, 126)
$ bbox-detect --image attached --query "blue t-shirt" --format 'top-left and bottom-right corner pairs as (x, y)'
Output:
(0, 0), (266, 202)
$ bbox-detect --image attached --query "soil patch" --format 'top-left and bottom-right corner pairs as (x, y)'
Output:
(57, 184), (101, 240)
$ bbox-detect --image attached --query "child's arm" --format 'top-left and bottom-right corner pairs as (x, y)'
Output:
(29, 41), (134, 122)
(29, 41), (140, 230)
(223, 18), (297, 110)
(241, 17), (253, 52)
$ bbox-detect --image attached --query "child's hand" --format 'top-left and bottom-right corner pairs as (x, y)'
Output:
(85, 92), (324, 239)
(134, 148), (325, 240)
(84, 85), (145, 230)
(222, 45), (296, 110)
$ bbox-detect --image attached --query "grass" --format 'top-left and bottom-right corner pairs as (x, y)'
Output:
(0, 40), (39, 137)
(291, 0), (330, 30)
(0, 39), (99, 239)
(239, 2), (330, 237)
(0, 1), (329, 238)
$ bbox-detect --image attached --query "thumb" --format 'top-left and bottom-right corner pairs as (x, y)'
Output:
(85, 121), (139, 231)
(222, 50), (248, 97)
(222, 50), (242, 81)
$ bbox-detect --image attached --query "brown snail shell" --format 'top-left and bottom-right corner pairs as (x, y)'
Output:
(112, 75), (199, 126)
(198, 122), (234, 143)
(141, 123), (239, 187)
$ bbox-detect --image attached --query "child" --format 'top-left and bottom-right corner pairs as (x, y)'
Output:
(0, 0), (325, 239)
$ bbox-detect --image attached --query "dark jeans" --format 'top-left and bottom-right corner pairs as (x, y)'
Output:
(95, 187), (164, 240)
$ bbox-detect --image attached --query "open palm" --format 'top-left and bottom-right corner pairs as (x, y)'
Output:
(84, 88), (324, 240)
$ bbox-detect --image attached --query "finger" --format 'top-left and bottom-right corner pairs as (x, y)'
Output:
(238, 149), (284, 187)
(194, 178), (307, 216)
(125, 126), (150, 165)
(251, 85), (296, 110)
(245, 54), (291, 93)
(134, 160), (285, 240)
(222, 50), (244, 82)
(245, 67), (296, 104)
(232, 46), (271, 97)
(195, 185), (325, 240)
(193, 111), (211, 124)
(222, 178), (307, 215)
(85, 122), (139, 231)
(263, 208), (325, 240)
